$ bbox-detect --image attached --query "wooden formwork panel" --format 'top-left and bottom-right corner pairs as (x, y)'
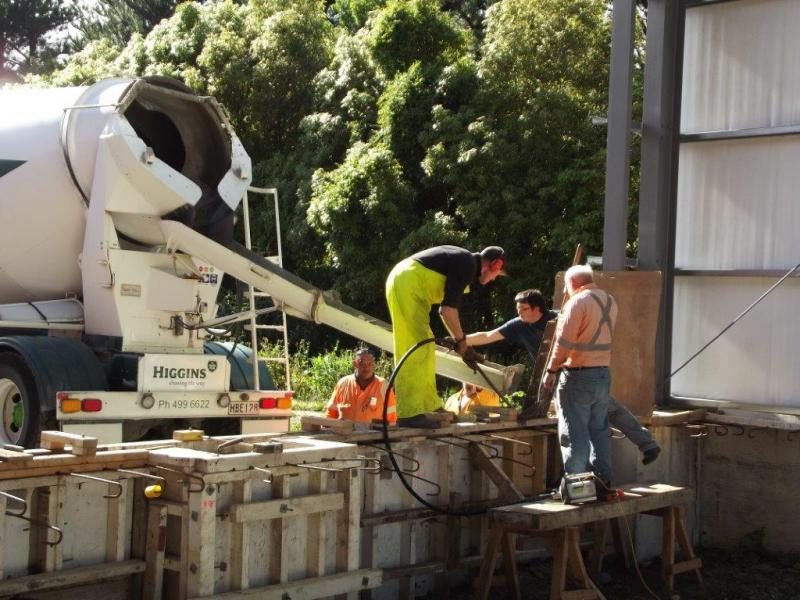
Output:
(355, 428), (554, 599)
(1, 424), (556, 600)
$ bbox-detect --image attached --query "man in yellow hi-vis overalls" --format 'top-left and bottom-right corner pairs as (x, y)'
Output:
(385, 245), (507, 428)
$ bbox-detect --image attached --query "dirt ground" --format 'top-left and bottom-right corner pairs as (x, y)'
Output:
(448, 544), (800, 599)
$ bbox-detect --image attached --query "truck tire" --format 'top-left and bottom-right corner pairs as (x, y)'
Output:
(0, 354), (41, 447)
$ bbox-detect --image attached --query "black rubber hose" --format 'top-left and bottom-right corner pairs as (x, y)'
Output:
(381, 337), (489, 517)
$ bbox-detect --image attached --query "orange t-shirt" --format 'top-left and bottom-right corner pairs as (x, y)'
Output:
(325, 375), (397, 424)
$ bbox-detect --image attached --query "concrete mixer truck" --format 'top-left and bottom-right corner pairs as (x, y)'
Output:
(0, 76), (521, 447)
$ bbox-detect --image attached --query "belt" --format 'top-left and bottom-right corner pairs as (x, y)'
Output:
(563, 366), (608, 371)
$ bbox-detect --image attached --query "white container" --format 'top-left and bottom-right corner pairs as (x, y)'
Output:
(0, 77), (250, 304)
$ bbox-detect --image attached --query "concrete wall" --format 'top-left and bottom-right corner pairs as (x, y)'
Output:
(652, 423), (800, 553)
(698, 425), (800, 553)
(612, 425), (701, 561)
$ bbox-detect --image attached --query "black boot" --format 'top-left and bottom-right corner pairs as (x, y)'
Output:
(396, 414), (441, 429)
(642, 446), (661, 465)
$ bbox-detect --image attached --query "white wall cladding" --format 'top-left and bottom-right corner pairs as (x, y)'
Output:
(675, 136), (800, 270)
(673, 0), (800, 408)
(671, 277), (800, 406)
(682, 0), (800, 134)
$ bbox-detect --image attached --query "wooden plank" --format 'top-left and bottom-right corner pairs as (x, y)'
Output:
(143, 503), (167, 600)
(196, 568), (382, 599)
(301, 416), (355, 433)
(0, 447), (34, 463)
(0, 559), (145, 595)
(306, 471), (330, 580)
(28, 485), (61, 573)
(310, 418), (558, 444)
(549, 529), (569, 600)
(474, 527), (503, 600)
(662, 506), (676, 592)
(230, 492), (345, 523)
(0, 449), (150, 480)
(704, 411), (800, 431)
(434, 444), (452, 597)
(40, 431), (99, 456)
(106, 476), (131, 562)
(521, 319), (558, 419)
(129, 477), (148, 600)
(230, 479), (252, 591)
(501, 531), (522, 600)
(650, 410), (706, 426)
(469, 443), (525, 502)
(187, 480), (217, 597)
(252, 441), (283, 454)
(269, 476), (290, 584)
(492, 483), (694, 531)
(336, 468), (361, 600)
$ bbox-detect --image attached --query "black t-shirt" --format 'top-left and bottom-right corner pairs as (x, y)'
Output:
(497, 309), (558, 357)
(411, 245), (480, 308)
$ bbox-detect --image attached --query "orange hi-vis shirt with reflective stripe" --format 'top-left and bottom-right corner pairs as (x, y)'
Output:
(549, 283), (618, 370)
(325, 375), (397, 424)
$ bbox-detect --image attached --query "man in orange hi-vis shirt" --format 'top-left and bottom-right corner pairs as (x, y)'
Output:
(326, 348), (397, 424)
(544, 264), (618, 488)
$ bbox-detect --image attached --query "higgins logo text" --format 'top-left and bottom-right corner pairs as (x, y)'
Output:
(152, 366), (208, 380)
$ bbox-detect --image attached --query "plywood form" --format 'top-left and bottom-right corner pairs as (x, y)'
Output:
(553, 271), (663, 418)
(2, 426), (557, 600)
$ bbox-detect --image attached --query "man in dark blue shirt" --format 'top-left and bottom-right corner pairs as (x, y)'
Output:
(466, 289), (660, 465)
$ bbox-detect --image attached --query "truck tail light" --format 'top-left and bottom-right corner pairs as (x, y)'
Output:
(277, 396), (292, 410)
(259, 397), (277, 409)
(81, 398), (103, 412)
(60, 398), (81, 413)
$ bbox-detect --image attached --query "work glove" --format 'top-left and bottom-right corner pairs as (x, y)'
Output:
(437, 336), (459, 351)
(456, 340), (483, 372)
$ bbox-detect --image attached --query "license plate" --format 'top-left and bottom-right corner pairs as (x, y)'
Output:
(228, 401), (260, 416)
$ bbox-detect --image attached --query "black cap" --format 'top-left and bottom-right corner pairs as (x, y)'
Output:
(480, 246), (507, 275)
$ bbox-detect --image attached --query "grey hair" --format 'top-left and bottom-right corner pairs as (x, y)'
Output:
(564, 264), (594, 290)
(354, 347), (374, 358)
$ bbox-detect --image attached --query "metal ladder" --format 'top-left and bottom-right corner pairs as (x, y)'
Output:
(240, 186), (291, 390)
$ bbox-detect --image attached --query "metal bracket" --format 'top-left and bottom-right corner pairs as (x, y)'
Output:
(10, 514), (63, 546)
(68, 472), (123, 499)
(484, 434), (534, 456)
(252, 467), (273, 484)
(360, 444), (421, 472)
(153, 465), (206, 493)
(216, 436), (245, 455)
(1, 491), (27, 516)
(117, 468), (168, 491)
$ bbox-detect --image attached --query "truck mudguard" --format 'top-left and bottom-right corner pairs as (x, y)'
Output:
(0, 336), (107, 415)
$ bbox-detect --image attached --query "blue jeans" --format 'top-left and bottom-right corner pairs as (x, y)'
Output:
(556, 368), (612, 482)
(608, 397), (658, 452)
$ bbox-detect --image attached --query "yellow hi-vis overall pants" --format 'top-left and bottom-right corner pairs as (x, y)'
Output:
(385, 258), (446, 418)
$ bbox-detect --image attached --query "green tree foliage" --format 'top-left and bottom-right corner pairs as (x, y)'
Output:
(75, 0), (179, 48)
(0, 0), (74, 80)
(40, 0), (642, 357)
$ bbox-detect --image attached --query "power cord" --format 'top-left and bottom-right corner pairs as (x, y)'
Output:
(380, 337), (498, 517)
(598, 484), (664, 600)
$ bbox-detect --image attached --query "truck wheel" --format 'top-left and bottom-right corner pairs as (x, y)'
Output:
(0, 356), (40, 447)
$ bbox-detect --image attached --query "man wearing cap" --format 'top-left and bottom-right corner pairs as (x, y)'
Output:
(544, 264), (617, 487)
(385, 245), (507, 428)
(466, 288), (660, 465)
